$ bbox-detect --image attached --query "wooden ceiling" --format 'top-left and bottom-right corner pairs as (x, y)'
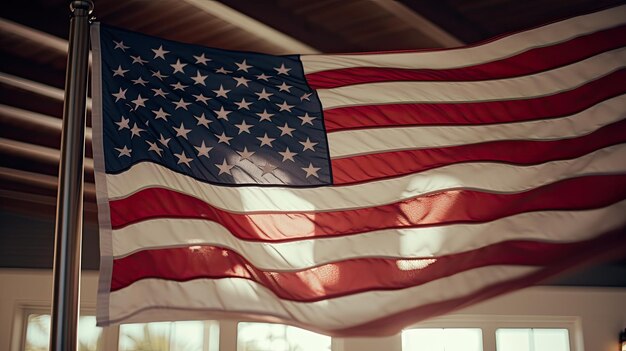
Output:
(1, 0), (625, 282)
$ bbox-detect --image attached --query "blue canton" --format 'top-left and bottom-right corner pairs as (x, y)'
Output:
(98, 25), (331, 186)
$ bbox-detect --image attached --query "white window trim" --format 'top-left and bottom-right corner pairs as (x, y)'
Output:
(13, 302), (120, 351)
(406, 314), (581, 351)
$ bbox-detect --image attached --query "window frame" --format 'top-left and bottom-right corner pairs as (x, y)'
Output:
(16, 303), (119, 351)
(403, 314), (581, 351)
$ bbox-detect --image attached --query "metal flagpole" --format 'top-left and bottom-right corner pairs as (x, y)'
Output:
(50, 1), (93, 350)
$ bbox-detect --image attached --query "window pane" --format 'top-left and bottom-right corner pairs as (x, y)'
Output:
(237, 322), (331, 351)
(25, 314), (50, 351)
(402, 328), (482, 351)
(533, 329), (569, 351)
(171, 321), (205, 351)
(497, 329), (569, 351)
(119, 322), (171, 351)
(24, 314), (102, 351)
(119, 321), (215, 351)
(496, 329), (532, 351)
(77, 316), (102, 351)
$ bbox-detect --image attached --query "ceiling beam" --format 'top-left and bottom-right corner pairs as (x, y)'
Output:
(372, 0), (463, 47)
(183, 0), (320, 54)
(396, 1), (490, 44)
(0, 18), (68, 54)
(0, 72), (92, 109)
(0, 167), (95, 197)
(0, 104), (93, 144)
(0, 138), (94, 173)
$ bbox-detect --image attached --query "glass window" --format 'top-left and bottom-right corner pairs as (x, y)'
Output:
(402, 328), (483, 351)
(237, 322), (331, 351)
(496, 328), (570, 351)
(119, 320), (214, 351)
(24, 314), (102, 351)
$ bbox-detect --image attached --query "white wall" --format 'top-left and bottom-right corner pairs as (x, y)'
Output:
(1, 268), (624, 351)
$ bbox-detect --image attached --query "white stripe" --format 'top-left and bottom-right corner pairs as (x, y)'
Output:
(106, 265), (538, 329)
(112, 201), (626, 270)
(106, 144), (626, 212)
(327, 94), (626, 158)
(301, 5), (626, 73)
(316, 47), (626, 109)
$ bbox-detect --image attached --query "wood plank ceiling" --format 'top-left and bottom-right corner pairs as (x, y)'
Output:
(1, 0), (624, 283)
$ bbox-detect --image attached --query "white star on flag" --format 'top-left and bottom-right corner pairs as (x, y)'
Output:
(130, 55), (148, 65)
(115, 116), (129, 130)
(235, 120), (253, 134)
(300, 137), (318, 151)
(276, 82), (292, 92)
(131, 94), (148, 109)
(151, 70), (168, 80)
(170, 59), (188, 74)
(115, 145), (132, 157)
(194, 141), (213, 158)
(214, 106), (231, 120)
(237, 147), (255, 161)
(213, 85), (231, 98)
(255, 89), (273, 101)
(257, 133), (275, 147)
(174, 151), (193, 166)
(146, 140), (163, 156)
(173, 98), (191, 110)
(152, 88), (168, 98)
(233, 76), (251, 87)
(153, 108), (170, 121)
(256, 109), (274, 122)
(277, 123), (295, 136)
(194, 113), (212, 128)
(216, 132), (233, 145)
(130, 123), (145, 138)
(158, 134), (171, 147)
(276, 101), (294, 112)
(151, 45), (169, 59)
(113, 40), (129, 51)
(235, 98), (252, 110)
(112, 65), (128, 77)
(193, 53), (211, 65)
(235, 59), (253, 72)
(192, 93), (210, 104)
(173, 122), (192, 139)
(215, 159), (234, 175)
(278, 147), (297, 162)
(131, 77), (149, 86)
(112, 88), (127, 102)
(259, 162), (278, 176)
(298, 113), (316, 125)
(274, 63), (291, 75)
(191, 71), (208, 85)
(301, 163), (320, 178)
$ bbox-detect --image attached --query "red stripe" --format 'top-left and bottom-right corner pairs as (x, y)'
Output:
(323, 70), (625, 132)
(109, 175), (626, 241)
(335, 226), (626, 336)
(306, 25), (626, 89)
(110, 237), (611, 301)
(331, 121), (626, 184)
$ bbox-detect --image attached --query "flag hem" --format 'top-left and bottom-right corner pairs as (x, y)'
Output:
(90, 22), (115, 327)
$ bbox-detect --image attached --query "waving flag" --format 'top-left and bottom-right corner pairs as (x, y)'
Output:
(90, 5), (626, 336)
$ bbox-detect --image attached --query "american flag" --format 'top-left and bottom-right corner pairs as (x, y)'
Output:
(91, 5), (626, 336)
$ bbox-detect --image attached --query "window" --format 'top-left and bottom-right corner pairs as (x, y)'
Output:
(237, 322), (331, 351)
(402, 328), (483, 351)
(496, 328), (570, 351)
(119, 320), (218, 351)
(24, 314), (102, 351)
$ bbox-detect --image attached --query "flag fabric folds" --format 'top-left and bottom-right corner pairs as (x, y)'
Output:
(90, 5), (626, 336)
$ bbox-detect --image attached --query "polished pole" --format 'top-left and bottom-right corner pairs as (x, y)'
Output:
(50, 1), (93, 350)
